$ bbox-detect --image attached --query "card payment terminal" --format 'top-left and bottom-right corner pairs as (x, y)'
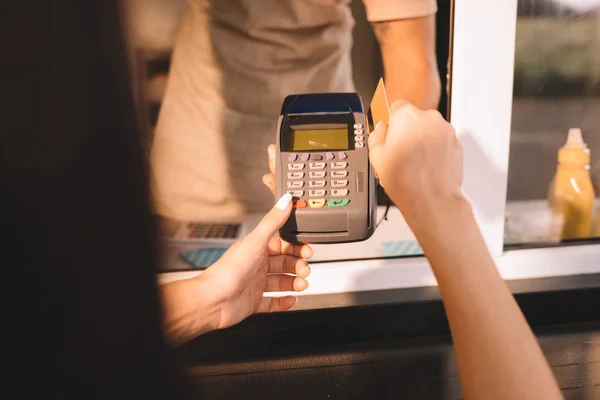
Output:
(275, 92), (377, 244)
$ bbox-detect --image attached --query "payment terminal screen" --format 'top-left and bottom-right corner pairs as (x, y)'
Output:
(291, 128), (349, 151)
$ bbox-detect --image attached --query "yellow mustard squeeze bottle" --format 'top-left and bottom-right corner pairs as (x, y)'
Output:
(548, 128), (595, 239)
(596, 203), (600, 237)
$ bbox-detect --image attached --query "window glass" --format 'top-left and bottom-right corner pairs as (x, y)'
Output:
(506, 0), (600, 247)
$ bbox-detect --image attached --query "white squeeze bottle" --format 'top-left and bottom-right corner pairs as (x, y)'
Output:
(548, 128), (595, 239)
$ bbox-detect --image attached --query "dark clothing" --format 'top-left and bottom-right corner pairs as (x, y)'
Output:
(1, 1), (186, 398)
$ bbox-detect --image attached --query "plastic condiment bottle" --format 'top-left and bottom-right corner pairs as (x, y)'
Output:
(596, 207), (600, 237)
(548, 128), (595, 239)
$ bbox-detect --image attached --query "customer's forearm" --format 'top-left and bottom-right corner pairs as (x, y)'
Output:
(409, 198), (561, 399)
(160, 277), (220, 345)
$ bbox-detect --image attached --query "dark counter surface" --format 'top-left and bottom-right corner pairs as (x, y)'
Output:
(177, 287), (600, 399)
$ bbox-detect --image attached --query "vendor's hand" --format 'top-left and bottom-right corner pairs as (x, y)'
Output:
(368, 100), (466, 228)
(160, 193), (312, 345)
(262, 144), (277, 195)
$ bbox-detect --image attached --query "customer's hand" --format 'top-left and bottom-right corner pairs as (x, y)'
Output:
(371, 101), (564, 400)
(202, 193), (311, 324)
(368, 100), (466, 229)
(160, 193), (312, 345)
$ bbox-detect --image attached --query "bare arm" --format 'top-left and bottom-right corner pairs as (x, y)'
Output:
(160, 195), (311, 345)
(369, 101), (562, 399)
(371, 16), (440, 109)
(413, 198), (562, 399)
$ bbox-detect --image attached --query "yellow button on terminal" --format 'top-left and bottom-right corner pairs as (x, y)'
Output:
(308, 199), (326, 208)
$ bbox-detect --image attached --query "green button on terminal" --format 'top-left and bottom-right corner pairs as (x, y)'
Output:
(327, 199), (350, 208)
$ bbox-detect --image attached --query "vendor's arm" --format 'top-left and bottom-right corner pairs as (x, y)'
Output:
(363, 0), (441, 109)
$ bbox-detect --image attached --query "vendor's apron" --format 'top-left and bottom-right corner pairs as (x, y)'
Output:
(150, 0), (355, 221)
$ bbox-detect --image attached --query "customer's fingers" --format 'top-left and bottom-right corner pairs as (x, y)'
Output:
(257, 296), (298, 313)
(267, 236), (313, 259)
(265, 274), (309, 292)
(268, 255), (311, 277)
(251, 193), (292, 243)
(368, 121), (388, 172)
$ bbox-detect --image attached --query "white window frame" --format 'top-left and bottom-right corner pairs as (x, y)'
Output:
(158, 0), (600, 300)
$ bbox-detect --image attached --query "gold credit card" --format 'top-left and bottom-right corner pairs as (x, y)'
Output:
(367, 78), (390, 132)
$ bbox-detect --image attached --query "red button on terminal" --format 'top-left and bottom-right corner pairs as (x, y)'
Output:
(293, 200), (307, 208)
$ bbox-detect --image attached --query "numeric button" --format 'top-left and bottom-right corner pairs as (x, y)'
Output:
(288, 163), (304, 170)
(287, 181), (305, 188)
(287, 190), (304, 197)
(331, 180), (348, 187)
(309, 171), (326, 178)
(309, 162), (326, 170)
(287, 172), (304, 179)
(309, 180), (326, 188)
(309, 189), (326, 197)
(331, 170), (348, 178)
(331, 162), (347, 169)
